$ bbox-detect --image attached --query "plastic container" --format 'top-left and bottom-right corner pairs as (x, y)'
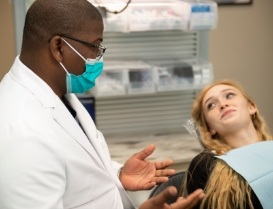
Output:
(91, 0), (217, 32)
(91, 1), (129, 32)
(192, 61), (214, 88)
(89, 61), (127, 97)
(128, 0), (190, 31)
(103, 7), (129, 32)
(126, 61), (156, 94)
(186, 0), (218, 30)
(150, 59), (213, 91)
(155, 62), (195, 91)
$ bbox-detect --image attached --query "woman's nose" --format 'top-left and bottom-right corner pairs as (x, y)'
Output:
(219, 101), (228, 110)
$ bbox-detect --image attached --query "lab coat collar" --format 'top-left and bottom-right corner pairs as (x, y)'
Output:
(10, 56), (56, 108)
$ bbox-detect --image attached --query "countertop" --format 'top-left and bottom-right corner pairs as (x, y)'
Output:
(106, 132), (202, 168)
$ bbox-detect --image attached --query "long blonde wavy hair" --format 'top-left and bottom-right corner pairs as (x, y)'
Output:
(185, 79), (272, 209)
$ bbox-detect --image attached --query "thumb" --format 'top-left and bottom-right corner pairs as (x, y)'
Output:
(134, 144), (156, 160)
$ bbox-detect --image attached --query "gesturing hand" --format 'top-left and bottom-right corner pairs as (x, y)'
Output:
(139, 187), (205, 209)
(119, 144), (175, 191)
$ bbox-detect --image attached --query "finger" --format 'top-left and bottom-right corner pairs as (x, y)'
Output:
(155, 159), (174, 169)
(184, 189), (205, 208)
(151, 170), (177, 184)
(151, 177), (169, 184)
(150, 186), (178, 207)
(138, 186), (177, 209)
(155, 168), (176, 177)
(152, 176), (171, 184)
(171, 189), (205, 209)
(134, 144), (156, 160)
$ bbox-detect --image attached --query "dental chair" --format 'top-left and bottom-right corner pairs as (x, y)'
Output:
(149, 171), (185, 204)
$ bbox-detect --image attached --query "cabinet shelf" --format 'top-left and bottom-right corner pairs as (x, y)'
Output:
(89, 0), (218, 33)
(85, 59), (213, 98)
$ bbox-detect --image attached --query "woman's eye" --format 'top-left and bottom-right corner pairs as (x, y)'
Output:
(207, 102), (216, 110)
(226, 92), (235, 99)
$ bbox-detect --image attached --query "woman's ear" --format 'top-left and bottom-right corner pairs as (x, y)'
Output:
(210, 128), (216, 136)
(48, 36), (64, 63)
(248, 102), (257, 116)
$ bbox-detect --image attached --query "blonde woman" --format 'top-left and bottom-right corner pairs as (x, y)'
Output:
(181, 79), (273, 209)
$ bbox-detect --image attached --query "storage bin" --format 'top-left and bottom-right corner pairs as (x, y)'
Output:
(150, 59), (213, 91)
(103, 7), (129, 32)
(126, 61), (156, 94)
(91, 0), (217, 32)
(155, 62), (195, 91)
(187, 0), (218, 30)
(192, 61), (213, 88)
(128, 0), (190, 31)
(89, 61), (127, 97)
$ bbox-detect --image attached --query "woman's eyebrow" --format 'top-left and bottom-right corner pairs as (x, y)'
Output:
(204, 96), (214, 106)
(203, 88), (235, 105)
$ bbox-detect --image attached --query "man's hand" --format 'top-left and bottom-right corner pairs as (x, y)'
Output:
(120, 144), (175, 191)
(139, 187), (204, 209)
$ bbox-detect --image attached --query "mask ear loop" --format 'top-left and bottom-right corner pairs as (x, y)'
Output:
(59, 62), (70, 75)
(61, 38), (87, 62)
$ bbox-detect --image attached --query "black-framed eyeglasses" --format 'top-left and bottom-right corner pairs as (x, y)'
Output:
(60, 34), (106, 60)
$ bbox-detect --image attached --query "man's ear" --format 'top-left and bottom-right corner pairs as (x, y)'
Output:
(48, 36), (64, 63)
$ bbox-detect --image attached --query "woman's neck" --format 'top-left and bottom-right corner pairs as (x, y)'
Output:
(223, 125), (260, 149)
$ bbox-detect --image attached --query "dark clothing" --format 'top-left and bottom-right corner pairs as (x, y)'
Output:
(186, 151), (263, 209)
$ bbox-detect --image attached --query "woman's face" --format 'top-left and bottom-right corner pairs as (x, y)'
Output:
(201, 84), (256, 136)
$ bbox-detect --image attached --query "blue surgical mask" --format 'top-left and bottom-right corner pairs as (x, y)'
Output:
(60, 38), (104, 93)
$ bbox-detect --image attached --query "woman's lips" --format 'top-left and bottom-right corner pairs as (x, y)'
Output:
(221, 109), (235, 119)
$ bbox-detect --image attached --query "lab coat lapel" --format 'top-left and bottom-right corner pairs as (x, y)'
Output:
(65, 94), (136, 209)
(53, 97), (103, 165)
(64, 94), (107, 166)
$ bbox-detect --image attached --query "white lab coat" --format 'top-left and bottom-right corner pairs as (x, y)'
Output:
(0, 56), (135, 209)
